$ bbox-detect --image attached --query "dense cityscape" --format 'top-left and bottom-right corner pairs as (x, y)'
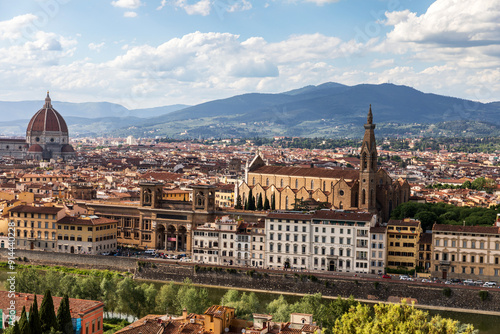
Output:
(2, 0), (500, 333)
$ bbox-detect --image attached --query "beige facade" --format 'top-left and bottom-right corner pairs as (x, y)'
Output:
(431, 223), (500, 281)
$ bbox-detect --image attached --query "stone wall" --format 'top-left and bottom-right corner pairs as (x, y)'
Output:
(0, 249), (137, 271)
(1, 249), (499, 312)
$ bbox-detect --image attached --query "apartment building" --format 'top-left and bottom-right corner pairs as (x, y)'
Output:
(417, 232), (432, 272)
(369, 225), (387, 274)
(265, 210), (376, 272)
(10, 205), (66, 251)
(386, 219), (422, 271)
(266, 212), (312, 270)
(56, 215), (118, 255)
(431, 222), (500, 281)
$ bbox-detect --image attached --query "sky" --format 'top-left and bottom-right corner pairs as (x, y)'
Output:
(0, 0), (499, 110)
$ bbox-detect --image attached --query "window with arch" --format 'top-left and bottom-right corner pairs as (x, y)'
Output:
(252, 177), (255, 185)
(295, 179), (298, 189)
(280, 179), (284, 188)
(285, 196), (288, 209)
(362, 153), (367, 170)
(362, 189), (366, 205)
(323, 181), (326, 191)
(311, 180), (314, 189)
(266, 178), (269, 186)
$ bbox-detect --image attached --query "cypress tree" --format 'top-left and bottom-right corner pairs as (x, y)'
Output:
(257, 195), (263, 210)
(57, 295), (73, 334)
(264, 196), (270, 210)
(247, 189), (254, 210)
(40, 290), (57, 333)
(29, 295), (42, 334)
(12, 321), (21, 334)
(271, 194), (276, 210)
(235, 195), (242, 209)
(19, 306), (30, 334)
(244, 199), (248, 210)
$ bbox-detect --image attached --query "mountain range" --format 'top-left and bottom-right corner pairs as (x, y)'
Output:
(1, 83), (499, 138)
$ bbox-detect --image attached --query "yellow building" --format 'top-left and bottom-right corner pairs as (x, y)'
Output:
(10, 205), (66, 251)
(431, 221), (500, 281)
(215, 184), (234, 208)
(56, 215), (118, 255)
(386, 219), (422, 271)
(163, 188), (190, 201)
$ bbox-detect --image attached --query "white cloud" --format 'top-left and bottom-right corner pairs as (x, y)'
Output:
(370, 59), (394, 69)
(0, 14), (37, 41)
(88, 42), (105, 52)
(111, 0), (143, 9)
(124, 11), (138, 17)
(174, 0), (211, 16)
(303, 0), (340, 5)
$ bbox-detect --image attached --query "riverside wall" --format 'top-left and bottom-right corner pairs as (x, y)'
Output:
(2, 249), (500, 313)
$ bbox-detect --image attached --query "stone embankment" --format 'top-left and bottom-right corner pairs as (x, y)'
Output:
(2, 249), (499, 313)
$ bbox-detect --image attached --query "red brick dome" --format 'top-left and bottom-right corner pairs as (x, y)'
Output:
(27, 144), (43, 152)
(61, 144), (75, 153)
(27, 92), (68, 133)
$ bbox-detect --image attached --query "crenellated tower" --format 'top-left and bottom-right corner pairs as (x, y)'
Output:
(359, 105), (378, 213)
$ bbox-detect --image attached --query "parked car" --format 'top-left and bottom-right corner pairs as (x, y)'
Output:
(463, 279), (474, 285)
(474, 280), (484, 286)
(382, 274), (391, 279)
(421, 278), (432, 283)
(484, 282), (497, 287)
(399, 275), (410, 280)
(144, 249), (156, 255)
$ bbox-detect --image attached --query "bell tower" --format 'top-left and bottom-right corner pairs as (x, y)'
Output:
(359, 105), (378, 213)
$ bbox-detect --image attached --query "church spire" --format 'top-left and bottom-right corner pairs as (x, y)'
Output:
(367, 104), (373, 124)
(44, 91), (52, 108)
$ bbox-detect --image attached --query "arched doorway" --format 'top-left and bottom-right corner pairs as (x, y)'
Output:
(284, 258), (291, 269)
(177, 226), (187, 251)
(156, 225), (165, 249)
(166, 225), (177, 251)
(328, 260), (336, 271)
(70, 246), (74, 254)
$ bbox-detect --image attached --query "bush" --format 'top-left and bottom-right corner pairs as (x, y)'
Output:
(442, 287), (451, 297)
(479, 290), (489, 301)
(194, 265), (200, 273)
(246, 270), (255, 277)
(308, 275), (318, 282)
(373, 282), (379, 289)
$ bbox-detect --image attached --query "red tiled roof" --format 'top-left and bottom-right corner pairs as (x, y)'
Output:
(0, 291), (103, 319)
(57, 216), (117, 226)
(433, 224), (500, 234)
(27, 102), (68, 133)
(388, 219), (420, 227)
(9, 204), (64, 214)
(251, 166), (359, 180)
(312, 210), (374, 221)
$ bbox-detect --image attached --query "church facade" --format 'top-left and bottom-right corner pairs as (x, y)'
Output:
(238, 106), (410, 222)
(0, 92), (75, 161)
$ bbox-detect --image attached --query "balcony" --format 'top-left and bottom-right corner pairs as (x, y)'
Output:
(439, 260), (451, 266)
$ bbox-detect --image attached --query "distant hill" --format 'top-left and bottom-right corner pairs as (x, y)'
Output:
(2, 83), (499, 138)
(115, 83), (500, 138)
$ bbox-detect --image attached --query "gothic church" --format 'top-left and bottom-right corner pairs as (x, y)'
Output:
(238, 106), (410, 222)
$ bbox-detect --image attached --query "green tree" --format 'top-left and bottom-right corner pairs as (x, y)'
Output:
(29, 295), (42, 334)
(100, 274), (119, 314)
(235, 195), (243, 209)
(332, 301), (476, 334)
(221, 290), (260, 320)
(257, 195), (263, 211)
(263, 196), (270, 210)
(177, 279), (210, 315)
(57, 295), (73, 334)
(267, 295), (291, 322)
(116, 277), (145, 319)
(271, 194), (276, 210)
(19, 306), (31, 334)
(40, 290), (58, 333)
(156, 282), (179, 315)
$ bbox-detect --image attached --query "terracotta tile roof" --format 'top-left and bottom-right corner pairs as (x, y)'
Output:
(57, 216), (117, 226)
(419, 232), (433, 243)
(9, 204), (64, 214)
(370, 226), (387, 233)
(312, 210), (374, 221)
(251, 166), (359, 180)
(116, 316), (206, 334)
(204, 305), (234, 318)
(267, 212), (313, 220)
(388, 219), (420, 227)
(0, 291), (103, 319)
(433, 224), (500, 234)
